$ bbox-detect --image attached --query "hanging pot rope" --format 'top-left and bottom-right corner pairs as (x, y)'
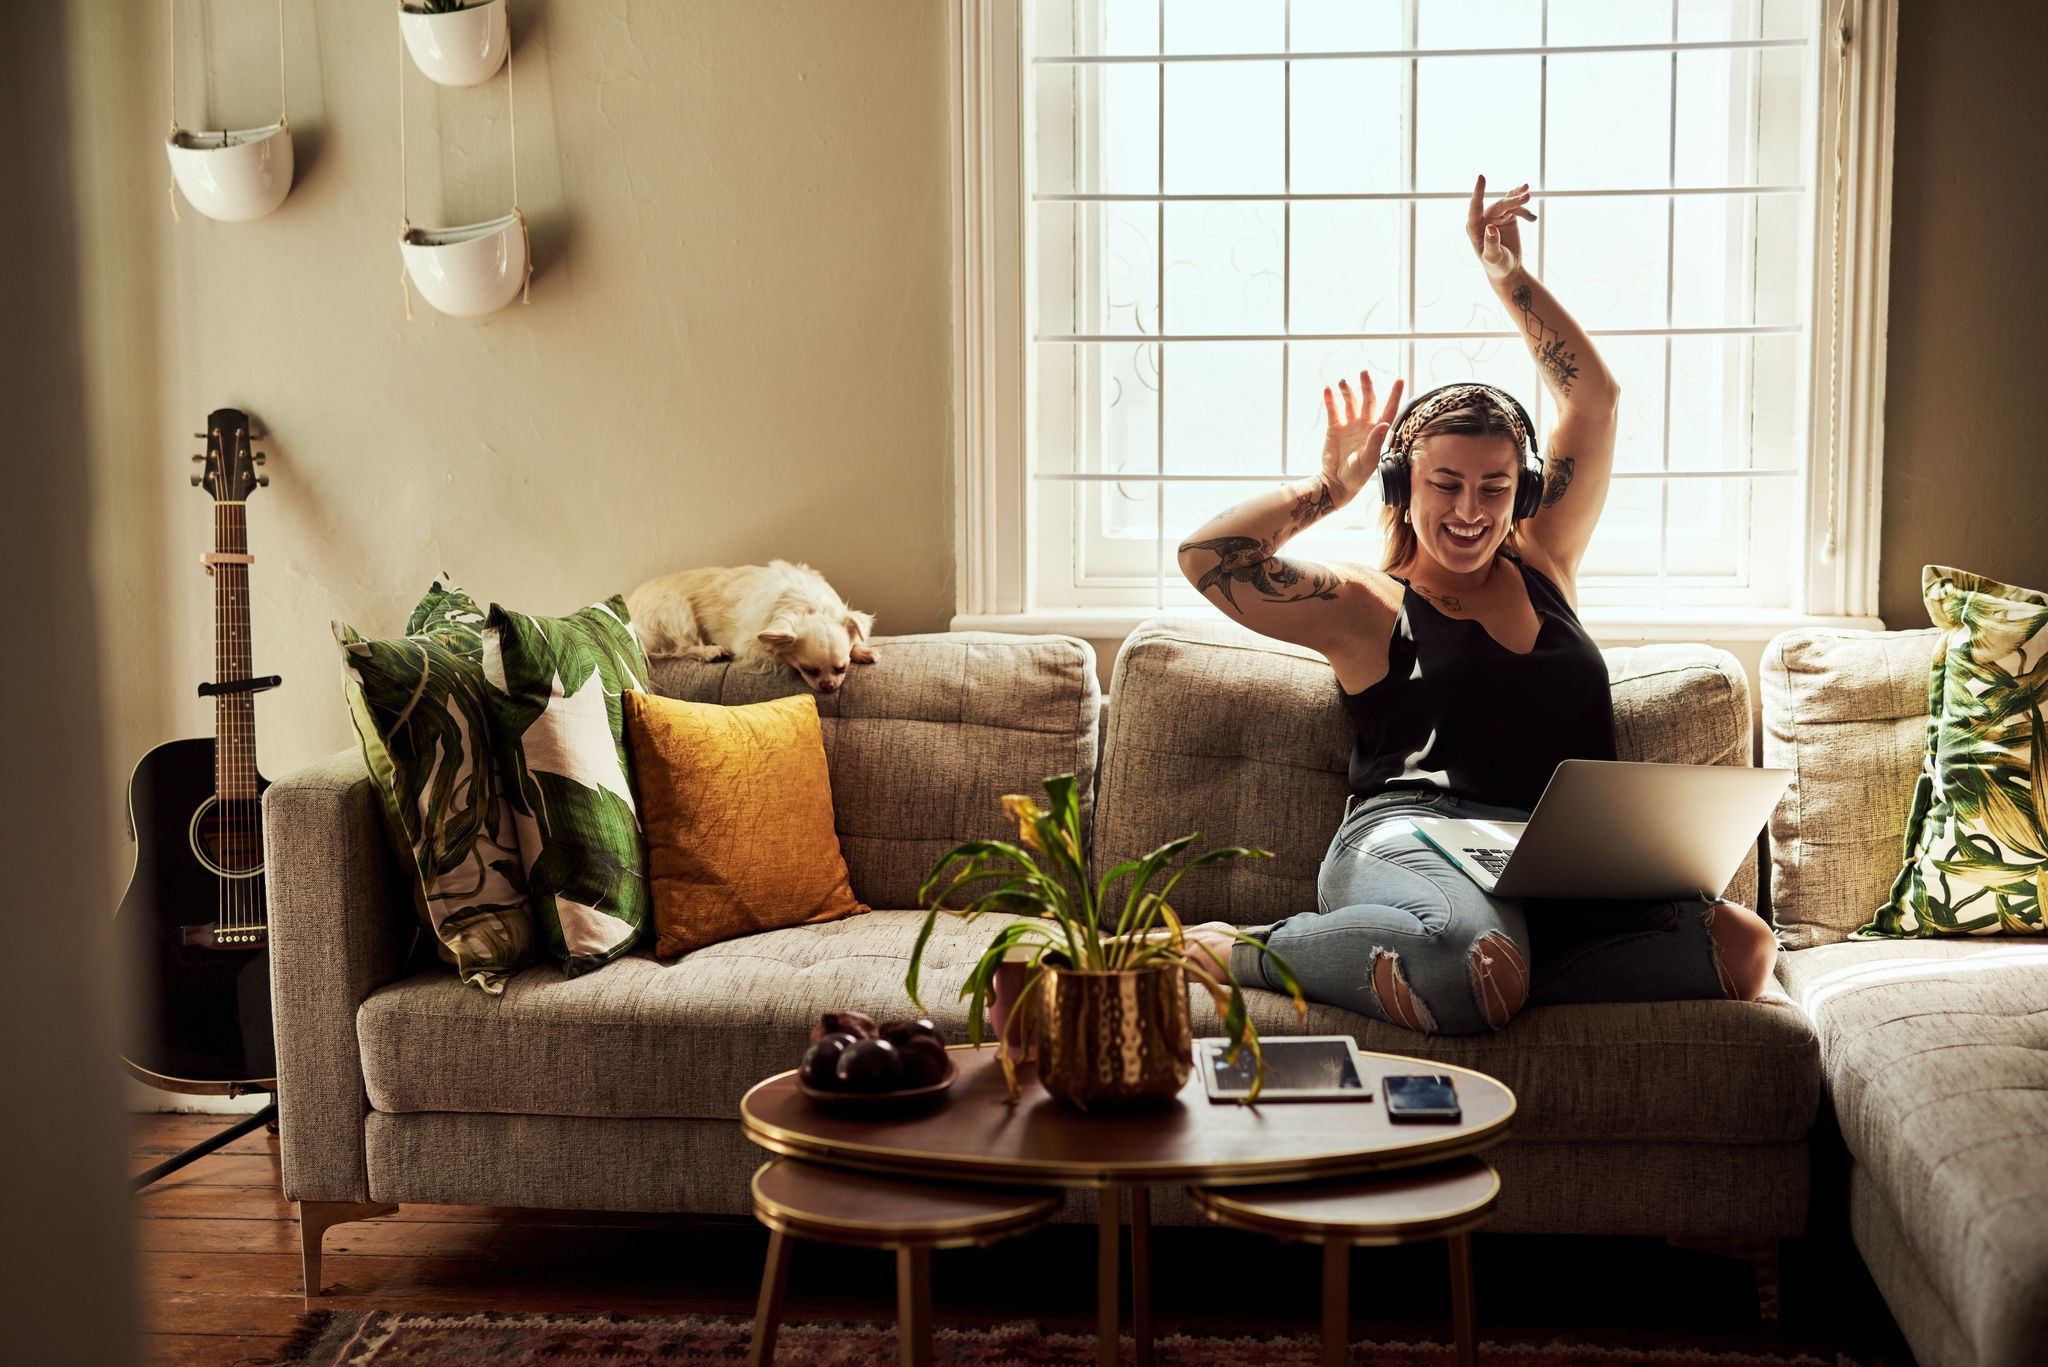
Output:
(398, 1), (529, 319)
(167, 0), (289, 222)
(1821, 0), (1852, 565)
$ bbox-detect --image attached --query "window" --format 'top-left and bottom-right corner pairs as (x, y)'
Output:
(952, 0), (1895, 635)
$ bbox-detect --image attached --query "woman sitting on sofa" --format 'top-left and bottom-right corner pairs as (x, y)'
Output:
(1174, 175), (1779, 1035)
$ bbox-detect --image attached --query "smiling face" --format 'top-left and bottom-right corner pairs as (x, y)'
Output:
(1407, 433), (1523, 576)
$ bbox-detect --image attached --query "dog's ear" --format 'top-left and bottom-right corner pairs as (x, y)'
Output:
(846, 610), (877, 664)
(757, 616), (800, 650)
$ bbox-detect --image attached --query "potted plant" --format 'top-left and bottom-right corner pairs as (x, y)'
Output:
(906, 774), (1306, 1108)
(399, 0), (510, 87)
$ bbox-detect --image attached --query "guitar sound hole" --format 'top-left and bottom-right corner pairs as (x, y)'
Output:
(193, 797), (264, 877)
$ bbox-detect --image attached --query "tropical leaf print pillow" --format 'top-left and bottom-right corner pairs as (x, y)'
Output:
(483, 595), (653, 976)
(1862, 566), (2048, 937)
(336, 579), (535, 994)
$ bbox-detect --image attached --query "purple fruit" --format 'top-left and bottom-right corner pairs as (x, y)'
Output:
(882, 1017), (942, 1048)
(800, 1032), (859, 1088)
(896, 1035), (949, 1087)
(812, 1010), (879, 1044)
(835, 1037), (905, 1092)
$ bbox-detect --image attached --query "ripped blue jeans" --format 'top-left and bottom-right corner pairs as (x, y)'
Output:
(1231, 790), (1730, 1035)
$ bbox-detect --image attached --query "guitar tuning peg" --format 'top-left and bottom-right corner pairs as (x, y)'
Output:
(192, 432), (206, 440)
(190, 473), (204, 487)
(252, 451), (267, 465)
(255, 474), (269, 487)
(192, 454), (204, 462)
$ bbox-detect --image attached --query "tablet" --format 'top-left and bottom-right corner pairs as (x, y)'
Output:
(1197, 1036), (1373, 1102)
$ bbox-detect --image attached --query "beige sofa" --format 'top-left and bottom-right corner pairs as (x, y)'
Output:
(1762, 629), (2048, 1367)
(269, 622), (1821, 1306)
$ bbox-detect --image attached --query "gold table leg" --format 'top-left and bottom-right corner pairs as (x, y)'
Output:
(1322, 1239), (1351, 1367)
(1097, 1186), (1121, 1367)
(747, 1228), (793, 1367)
(896, 1246), (933, 1367)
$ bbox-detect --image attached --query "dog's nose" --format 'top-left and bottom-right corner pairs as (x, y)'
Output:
(817, 680), (840, 693)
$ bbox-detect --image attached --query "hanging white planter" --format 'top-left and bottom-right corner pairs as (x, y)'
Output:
(400, 213), (530, 317)
(165, 123), (295, 222)
(165, 0), (294, 223)
(398, 0), (509, 88)
(396, 1), (531, 319)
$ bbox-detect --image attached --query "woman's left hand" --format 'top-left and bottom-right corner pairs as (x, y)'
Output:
(1466, 174), (1536, 282)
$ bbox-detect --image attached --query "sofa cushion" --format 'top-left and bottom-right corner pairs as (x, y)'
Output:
(359, 910), (1029, 1121)
(361, 908), (1819, 1147)
(646, 634), (1098, 912)
(1095, 617), (1756, 928)
(1777, 938), (2048, 1366)
(1762, 629), (1941, 949)
(1867, 567), (2048, 939)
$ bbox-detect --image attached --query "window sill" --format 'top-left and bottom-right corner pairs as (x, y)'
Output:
(951, 608), (1889, 644)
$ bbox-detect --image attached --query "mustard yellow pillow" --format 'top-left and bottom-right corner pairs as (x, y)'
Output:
(624, 690), (867, 957)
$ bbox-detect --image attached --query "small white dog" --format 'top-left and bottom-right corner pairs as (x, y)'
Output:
(626, 560), (876, 694)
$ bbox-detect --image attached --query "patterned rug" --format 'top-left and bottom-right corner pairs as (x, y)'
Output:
(278, 1311), (1855, 1366)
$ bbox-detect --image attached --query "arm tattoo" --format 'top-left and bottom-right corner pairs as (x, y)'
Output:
(1176, 535), (1342, 616)
(1541, 455), (1576, 508)
(1512, 283), (1580, 398)
(1412, 584), (1464, 613)
(1285, 481), (1335, 532)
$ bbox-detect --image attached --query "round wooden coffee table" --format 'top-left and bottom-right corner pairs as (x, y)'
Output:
(740, 1045), (1515, 1367)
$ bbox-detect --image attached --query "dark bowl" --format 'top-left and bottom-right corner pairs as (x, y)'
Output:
(795, 1055), (959, 1118)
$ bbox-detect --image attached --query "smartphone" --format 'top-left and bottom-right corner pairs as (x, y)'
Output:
(1383, 1073), (1462, 1123)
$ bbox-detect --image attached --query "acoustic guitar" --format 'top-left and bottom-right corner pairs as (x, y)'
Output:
(117, 408), (279, 1094)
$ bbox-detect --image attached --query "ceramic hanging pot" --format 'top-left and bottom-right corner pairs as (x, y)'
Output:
(398, 0), (509, 87)
(400, 212), (528, 317)
(165, 123), (295, 223)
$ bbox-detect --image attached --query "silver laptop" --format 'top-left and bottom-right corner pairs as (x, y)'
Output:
(1408, 759), (1791, 900)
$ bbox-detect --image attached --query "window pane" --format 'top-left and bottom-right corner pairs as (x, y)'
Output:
(1037, 63), (1159, 195)
(1675, 49), (1750, 187)
(1753, 48), (1807, 184)
(1595, 335), (1669, 474)
(1164, 201), (1285, 335)
(1538, 195), (1671, 329)
(1411, 336), (1535, 408)
(1545, 53), (1673, 191)
(1035, 0), (1158, 57)
(1677, 0), (1749, 43)
(1415, 56), (1541, 191)
(1412, 197), (1508, 333)
(1163, 61), (1285, 194)
(1289, 200), (1403, 335)
(1667, 333), (1748, 471)
(1289, 0), (1403, 52)
(1578, 477), (1662, 578)
(1665, 480), (1745, 579)
(1165, 0), (1284, 54)
(1546, 0), (1674, 46)
(1037, 202), (1162, 336)
(1162, 341), (1284, 474)
(1416, 0), (1542, 49)
(1034, 341), (1159, 476)
(1290, 59), (1405, 193)
(1669, 194), (1752, 328)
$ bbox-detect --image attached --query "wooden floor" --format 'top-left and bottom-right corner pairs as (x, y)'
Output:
(134, 1112), (1916, 1367)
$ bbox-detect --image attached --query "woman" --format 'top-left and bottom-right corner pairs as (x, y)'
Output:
(1175, 176), (1778, 1035)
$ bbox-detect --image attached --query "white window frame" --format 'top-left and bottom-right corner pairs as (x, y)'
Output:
(950, 0), (1895, 641)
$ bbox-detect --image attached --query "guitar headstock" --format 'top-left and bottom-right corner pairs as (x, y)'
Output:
(190, 408), (269, 502)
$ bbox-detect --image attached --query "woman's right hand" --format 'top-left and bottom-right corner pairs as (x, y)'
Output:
(1321, 371), (1404, 509)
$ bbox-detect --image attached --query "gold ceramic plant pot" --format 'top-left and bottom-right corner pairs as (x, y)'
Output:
(1035, 961), (1193, 1110)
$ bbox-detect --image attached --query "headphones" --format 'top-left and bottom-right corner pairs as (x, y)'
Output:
(1377, 383), (1545, 522)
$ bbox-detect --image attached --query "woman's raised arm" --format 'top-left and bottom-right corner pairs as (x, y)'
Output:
(1467, 175), (1620, 588)
(1175, 373), (1403, 684)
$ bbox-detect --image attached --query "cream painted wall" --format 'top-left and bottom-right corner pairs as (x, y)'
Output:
(78, 1), (955, 887)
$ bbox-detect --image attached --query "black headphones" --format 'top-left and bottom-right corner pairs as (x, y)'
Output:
(1377, 383), (1545, 522)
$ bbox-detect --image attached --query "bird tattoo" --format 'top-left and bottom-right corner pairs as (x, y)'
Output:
(1179, 536), (1342, 614)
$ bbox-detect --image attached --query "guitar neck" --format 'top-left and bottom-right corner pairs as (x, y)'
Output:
(213, 500), (257, 800)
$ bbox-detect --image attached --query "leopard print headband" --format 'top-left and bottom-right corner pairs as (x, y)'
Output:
(1389, 383), (1531, 460)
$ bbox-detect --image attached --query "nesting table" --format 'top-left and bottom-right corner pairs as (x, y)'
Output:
(739, 1045), (1516, 1367)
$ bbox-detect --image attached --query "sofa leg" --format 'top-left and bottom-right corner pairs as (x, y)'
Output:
(1667, 1235), (1779, 1324)
(299, 1200), (398, 1304)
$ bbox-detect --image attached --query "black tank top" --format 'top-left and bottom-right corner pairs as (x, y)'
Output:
(1343, 553), (1616, 809)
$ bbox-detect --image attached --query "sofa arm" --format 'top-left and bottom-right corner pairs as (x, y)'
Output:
(265, 749), (415, 1204)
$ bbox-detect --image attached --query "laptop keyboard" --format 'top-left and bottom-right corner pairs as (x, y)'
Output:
(1463, 847), (1511, 876)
